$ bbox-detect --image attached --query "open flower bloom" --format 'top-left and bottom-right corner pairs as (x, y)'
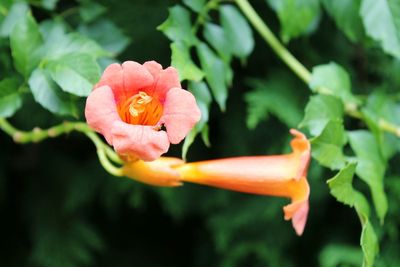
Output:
(174, 129), (311, 235)
(85, 61), (201, 161)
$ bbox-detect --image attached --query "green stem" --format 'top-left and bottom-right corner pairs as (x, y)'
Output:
(0, 119), (83, 143)
(192, 0), (220, 34)
(234, 0), (311, 84)
(0, 118), (124, 176)
(235, 0), (400, 138)
(84, 131), (124, 177)
(379, 119), (400, 137)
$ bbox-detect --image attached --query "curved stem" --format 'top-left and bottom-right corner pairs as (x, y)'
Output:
(0, 118), (124, 176)
(84, 131), (124, 177)
(234, 0), (311, 83)
(234, 0), (400, 138)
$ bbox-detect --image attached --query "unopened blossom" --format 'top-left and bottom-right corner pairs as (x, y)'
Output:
(85, 61), (201, 161)
(174, 129), (311, 235)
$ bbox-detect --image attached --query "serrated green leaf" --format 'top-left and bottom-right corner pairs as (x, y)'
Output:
(360, 0), (400, 59)
(322, 0), (365, 42)
(79, 1), (106, 23)
(203, 23), (232, 63)
(244, 77), (302, 129)
(46, 53), (100, 97)
(361, 221), (379, 267)
(309, 62), (358, 105)
(327, 163), (378, 267)
(171, 42), (204, 82)
(78, 19), (130, 55)
(158, 5), (198, 46)
(272, 0), (320, 43)
(196, 42), (228, 111)
(300, 94), (344, 136)
(182, 81), (212, 159)
(327, 163), (370, 217)
(311, 120), (347, 170)
(10, 13), (43, 79)
(0, 78), (22, 118)
(183, 0), (206, 12)
(348, 130), (388, 223)
(28, 68), (77, 116)
(362, 92), (400, 160)
(0, 2), (28, 37)
(321, 0), (364, 42)
(220, 5), (254, 59)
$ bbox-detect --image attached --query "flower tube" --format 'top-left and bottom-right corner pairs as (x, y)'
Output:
(85, 61), (201, 161)
(174, 129), (311, 235)
(122, 157), (184, 187)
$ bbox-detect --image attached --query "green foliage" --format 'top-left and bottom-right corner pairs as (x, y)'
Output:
(360, 0), (400, 59)
(78, 19), (130, 56)
(159, 1), (254, 152)
(10, 13), (43, 79)
(0, 78), (22, 117)
(311, 120), (347, 170)
(183, 0), (206, 12)
(182, 81), (212, 159)
(158, 5), (198, 46)
(1, 0), (400, 267)
(267, 0), (320, 43)
(327, 163), (379, 267)
(46, 52), (100, 97)
(319, 244), (363, 267)
(197, 42), (228, 110)
(300, 94), (344, 136)
(321, 0), (365, 42)
(219, 5), (254, 59)
(244, 76), (302, 129)
(327, 163), (369, 216)
(309, 62), (359, 105)
(348, 131), (388, 223)
(171, 41), (204, 82)
(28, 68), (78, 116)
(0, 2), (29, 37)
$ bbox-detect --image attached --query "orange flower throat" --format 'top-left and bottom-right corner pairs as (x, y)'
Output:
(118, 91), (163, 126)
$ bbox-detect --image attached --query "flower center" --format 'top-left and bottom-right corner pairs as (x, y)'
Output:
(118, 91), (163, 126)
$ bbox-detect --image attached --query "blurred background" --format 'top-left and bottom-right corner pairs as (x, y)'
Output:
(1, 0), (400, 266)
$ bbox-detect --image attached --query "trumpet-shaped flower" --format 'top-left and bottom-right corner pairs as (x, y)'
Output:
(174, 129), (311, 235)
(85, 61), (201, 161)
(122, 157), (184, 187)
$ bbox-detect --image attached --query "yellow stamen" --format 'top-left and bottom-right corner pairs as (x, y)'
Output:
(129, 91), (153, 117)
(117, 91), (163, 126)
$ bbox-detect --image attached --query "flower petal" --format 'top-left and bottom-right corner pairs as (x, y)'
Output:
(95, 61), (154, 102)
(121, 61), (154, 97)
(290, 129), (311, 180)
(143, 61), (163, 77)
(85, 86), (121, 144)
(282, 176), (310, 236)
(94, 63), (124, 101)
(153, 67), (181, 102)
(143, 61), (181, 102)
(111, 121), (170, 161)
(159, 87), (201, 144)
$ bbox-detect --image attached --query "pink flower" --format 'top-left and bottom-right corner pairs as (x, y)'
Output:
(85, 61), (201, 161)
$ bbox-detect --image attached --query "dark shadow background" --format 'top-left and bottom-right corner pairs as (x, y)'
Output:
(2, 1), (400, 267)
